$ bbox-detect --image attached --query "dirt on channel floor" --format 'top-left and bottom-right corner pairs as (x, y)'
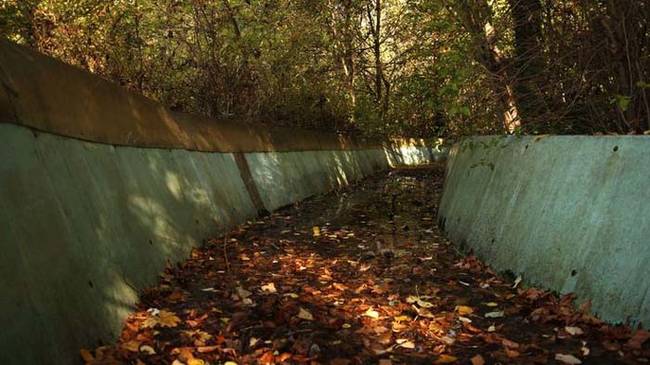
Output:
(81, 164), (650, 365)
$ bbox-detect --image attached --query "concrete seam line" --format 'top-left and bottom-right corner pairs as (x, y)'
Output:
(234, 152), (270, 216)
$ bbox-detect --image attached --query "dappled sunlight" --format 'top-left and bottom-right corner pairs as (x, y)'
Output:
(165, 171), (183, 201)
(84, 164), (646, 365)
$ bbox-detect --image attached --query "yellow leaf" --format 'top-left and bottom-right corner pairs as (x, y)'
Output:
(224, 362), (238, 365)
(396, 338), (415, 349)
(261, 282), (277, 294)
(188, 359), (205, 365)
(297, 307), (314, 321)
(121, 340), (141, 352)
(140, 345), (156, 355)
(146, 310), (180, 328)
(312, 226), (321, 237)
(455, 305), (474, 315)
(363, 308), (380, 319)
(435, 354), (458, 363)
(484, 302), (499, 307)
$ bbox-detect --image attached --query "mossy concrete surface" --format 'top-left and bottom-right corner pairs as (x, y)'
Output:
(439, 135), (650, 325)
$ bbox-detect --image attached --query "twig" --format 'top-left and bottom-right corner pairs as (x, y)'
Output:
(223, 234), (231, 273)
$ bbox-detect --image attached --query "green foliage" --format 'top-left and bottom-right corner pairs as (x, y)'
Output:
(1, 0), (647, 137)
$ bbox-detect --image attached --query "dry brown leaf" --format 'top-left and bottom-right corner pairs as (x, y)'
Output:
(196, 346), (219, 353)
(470, 354), (485, 365)
(501, 338), (520, 349)
(121, 340), (141, 352)
(434, 354), (458, 363)
(627, 329), (650, 349)
(143, 309), (181, 328)
(79, 349), (94, 363)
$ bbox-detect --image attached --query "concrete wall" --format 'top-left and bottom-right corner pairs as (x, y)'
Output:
(439, 135), (650, 325)
(0, 41), (447, 363)
(0, 126), (441, 364)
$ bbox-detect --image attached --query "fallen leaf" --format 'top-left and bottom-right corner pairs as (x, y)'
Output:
(139, 345), (156, 355)
(434, 354), (458, 363)
(378, 359), (392, 365)
(502, 338), (520, 349)
(470, 354), (485, 365)
(505, 348), (520, 358)
(79, 349), (94, 362)
(406, 295), (435, 308)
(261, 282), (277, 294)
(143, 309), (181, 328)
(313, 226), (321, 237)
(565, 326), (584, 336)
(513, 276), (522, 288)
(297, 307), (314, 321)
(363, 308), (380, 319)
(485, 311), (505, 318)
(455, 305), (474, 315)
(236, 287), (252, 299)
(627, 329), (650, 349)
(396, 338), (415, 349)
(121, 340), (141, 352)
(196, 346), (219, 353)
(555, 353), (582, 364)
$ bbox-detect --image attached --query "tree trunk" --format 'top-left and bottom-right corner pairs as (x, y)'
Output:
(452, 0), (521, 132)
(508, 0), (545, 130)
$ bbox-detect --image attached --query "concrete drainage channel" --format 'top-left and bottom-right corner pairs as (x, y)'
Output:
(0, 41), (445, 363)
(439, 135), (650, 326)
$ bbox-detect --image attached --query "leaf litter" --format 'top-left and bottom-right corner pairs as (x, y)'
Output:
(81, 165), (649, 364)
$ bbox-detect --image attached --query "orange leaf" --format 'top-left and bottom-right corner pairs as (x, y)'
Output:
(79, 349), (94, 363)
(627, 329), (650, 349)
(434, 354), (458, 363)
(196, 346), (219, 353)
(470, 354), (485, 365)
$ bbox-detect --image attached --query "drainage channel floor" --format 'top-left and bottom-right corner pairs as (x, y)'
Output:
(82, 165), (648, 365)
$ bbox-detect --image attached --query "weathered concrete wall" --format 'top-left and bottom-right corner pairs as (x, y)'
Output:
(0, 39), (445, 364)
(0, 122), (441, 364)
(439, 135), (650, 325)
